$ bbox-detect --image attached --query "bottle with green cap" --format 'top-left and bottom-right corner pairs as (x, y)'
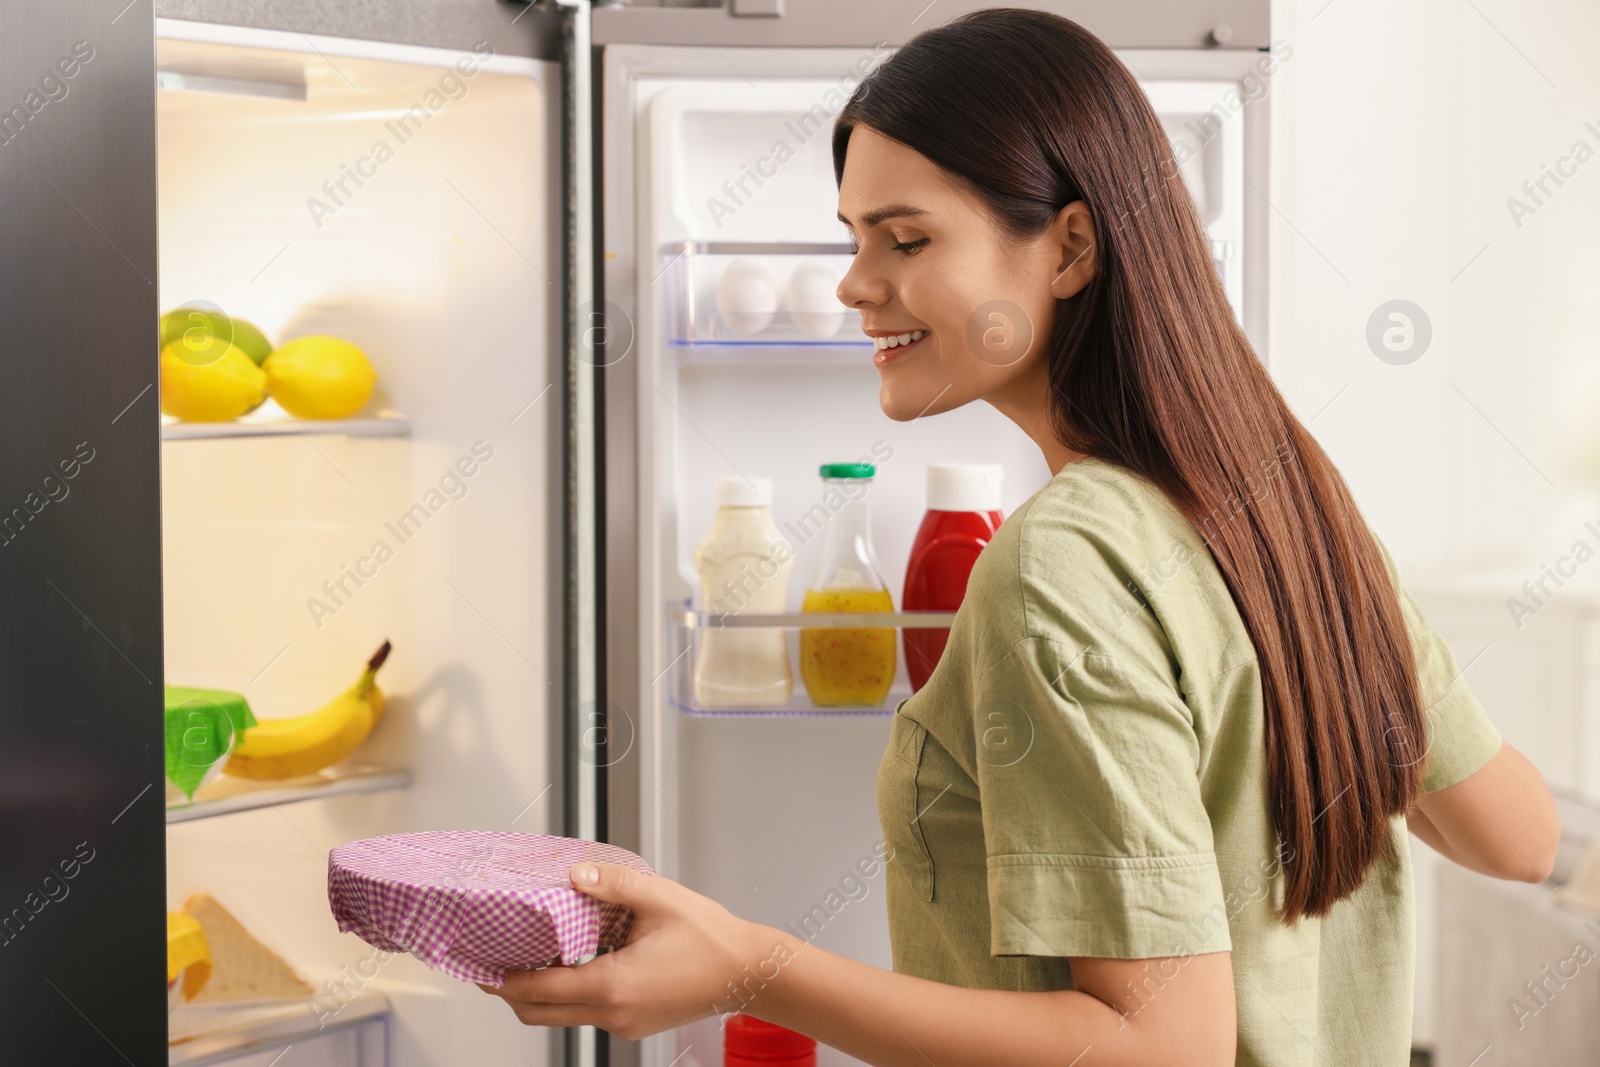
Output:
(799, 462), (896, 707)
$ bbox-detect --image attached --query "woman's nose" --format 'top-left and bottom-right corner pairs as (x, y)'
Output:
(837, 254), (892, 310)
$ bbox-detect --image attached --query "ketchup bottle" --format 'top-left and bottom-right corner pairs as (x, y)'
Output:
(902, 463), (1005, 692)
(724, 1014), (816, 1067)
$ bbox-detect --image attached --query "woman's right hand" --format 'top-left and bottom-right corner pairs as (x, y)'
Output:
(478, 861), (774, 1040)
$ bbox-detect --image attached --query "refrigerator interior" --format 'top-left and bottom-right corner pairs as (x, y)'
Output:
(156, 22), (561, 1067)
(619, 51), (1253, 1067)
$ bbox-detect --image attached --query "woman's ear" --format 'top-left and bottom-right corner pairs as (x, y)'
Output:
(1047, 201), (1096, 300)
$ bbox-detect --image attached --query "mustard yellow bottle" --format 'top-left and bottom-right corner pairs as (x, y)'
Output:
(799, 463), (897, 707)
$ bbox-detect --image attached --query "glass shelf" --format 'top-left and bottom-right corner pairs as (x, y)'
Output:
(161, 403), (410, 441)
(165, 763), (413, 824)
(668, 601), (957, 630)
(169, 986), (387, 1064)
(664, 599), (955, 717)
(661, 241), (869, 351)
(672, 689), (912, 718)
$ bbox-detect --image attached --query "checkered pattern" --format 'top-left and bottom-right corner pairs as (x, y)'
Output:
(327, 831), (654, 987)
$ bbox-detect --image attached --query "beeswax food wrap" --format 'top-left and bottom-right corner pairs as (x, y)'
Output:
(328, 831), (653, 986)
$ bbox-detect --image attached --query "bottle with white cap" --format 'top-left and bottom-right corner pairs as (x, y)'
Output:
(693, 476), (795, 708)
(903, 463), (1005, 693)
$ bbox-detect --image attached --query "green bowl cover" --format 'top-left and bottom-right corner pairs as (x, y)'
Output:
(164, 686), (258, 799)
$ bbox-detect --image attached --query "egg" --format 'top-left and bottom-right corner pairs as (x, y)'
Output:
(785, 259), (848, 341)
(715, 258), (778, 336)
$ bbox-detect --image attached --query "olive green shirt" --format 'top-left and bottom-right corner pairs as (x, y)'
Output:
(878, 456), (1503, 1066)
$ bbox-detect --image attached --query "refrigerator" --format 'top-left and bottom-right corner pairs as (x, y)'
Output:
(0, 1), (1269, 1065)
(598, 18), (1269, 1067)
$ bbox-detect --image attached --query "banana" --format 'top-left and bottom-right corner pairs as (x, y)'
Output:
(224, 641), (391, 780)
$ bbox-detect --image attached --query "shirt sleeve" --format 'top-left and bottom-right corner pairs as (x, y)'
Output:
(973, 627), (1231, 962)
(1372, 536), (1504, 793)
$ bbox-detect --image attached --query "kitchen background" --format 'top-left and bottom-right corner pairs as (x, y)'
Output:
(1269, 0), (1600, 1060)
(2, 0), (1599, 1065)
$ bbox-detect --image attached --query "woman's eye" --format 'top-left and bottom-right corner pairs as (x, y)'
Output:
(841, 235), (926, 257)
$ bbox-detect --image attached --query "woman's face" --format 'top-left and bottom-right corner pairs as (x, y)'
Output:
(835, 125), (1095, 422)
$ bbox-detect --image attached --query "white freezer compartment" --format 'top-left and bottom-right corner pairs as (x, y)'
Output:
(156, 22), (560, 1067)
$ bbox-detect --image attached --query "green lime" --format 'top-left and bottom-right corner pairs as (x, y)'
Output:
(159, 306), (274, 366)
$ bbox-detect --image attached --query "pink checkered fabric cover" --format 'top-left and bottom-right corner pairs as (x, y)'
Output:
(327, 831), (654, 986)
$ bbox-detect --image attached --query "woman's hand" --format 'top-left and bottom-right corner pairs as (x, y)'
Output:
(477, 862), (768, 1041)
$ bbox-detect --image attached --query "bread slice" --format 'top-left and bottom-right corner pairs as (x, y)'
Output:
(180, 893), (312, 1003)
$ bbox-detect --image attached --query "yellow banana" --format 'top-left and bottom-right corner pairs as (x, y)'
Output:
(224, 641), (391, 780)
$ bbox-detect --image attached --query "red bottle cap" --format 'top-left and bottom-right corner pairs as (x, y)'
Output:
(724, 1014), (817, 1064)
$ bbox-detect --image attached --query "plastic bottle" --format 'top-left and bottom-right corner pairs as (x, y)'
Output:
(902, 463), (1005, 692)
(724, 1014), (817, 1067)
(693, 476), (794, 709)
(799, 463), (896, 707)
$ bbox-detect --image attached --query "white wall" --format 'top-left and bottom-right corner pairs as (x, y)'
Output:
(1267, 0), (1600, 568)
(1266, 0), (1600, 1050)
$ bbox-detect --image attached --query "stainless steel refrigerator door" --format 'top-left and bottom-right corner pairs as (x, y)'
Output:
(0, 2), (165, 1062)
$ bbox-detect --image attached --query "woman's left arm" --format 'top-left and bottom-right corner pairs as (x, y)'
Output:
(479, 861), (1236, 1067)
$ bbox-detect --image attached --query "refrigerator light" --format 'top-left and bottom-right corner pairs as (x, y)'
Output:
(156, 69), (306, 101)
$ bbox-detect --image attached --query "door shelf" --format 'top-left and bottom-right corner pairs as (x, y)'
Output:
(664, 599), (952, 717)
(161, 407), (410, 441)
(165, 763), (413, 824)
(660, 240), (868, 350)
(669, 688), (913, 718)
(669, 601), (957, 630)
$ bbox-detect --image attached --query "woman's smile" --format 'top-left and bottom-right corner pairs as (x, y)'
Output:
(865, 327), (930, 367)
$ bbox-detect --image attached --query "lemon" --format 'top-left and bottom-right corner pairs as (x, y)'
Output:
(160, 307), (274, 365)
(263, 336), (377, 420)
(160, 337), (268, 422)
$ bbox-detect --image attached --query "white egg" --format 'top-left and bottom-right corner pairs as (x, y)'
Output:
(785, 259), (848, 340)
(715, 258), (778, 336)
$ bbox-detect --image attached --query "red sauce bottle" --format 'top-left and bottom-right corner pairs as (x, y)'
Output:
(724, 1014), (816, 1067)
(902, 464), (1005, 692)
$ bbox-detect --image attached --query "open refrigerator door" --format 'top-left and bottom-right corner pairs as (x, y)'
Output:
(155, 18), (564, 1067)
(598, 38), (1269, 1067)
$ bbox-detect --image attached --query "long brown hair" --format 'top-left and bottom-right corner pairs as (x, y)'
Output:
(833, 8), (1425, 923)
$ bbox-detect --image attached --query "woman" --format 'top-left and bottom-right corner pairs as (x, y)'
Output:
(482, 9), (1560, 1064)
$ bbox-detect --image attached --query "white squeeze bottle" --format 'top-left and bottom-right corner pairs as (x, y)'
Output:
(693, 477), (795, 708)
